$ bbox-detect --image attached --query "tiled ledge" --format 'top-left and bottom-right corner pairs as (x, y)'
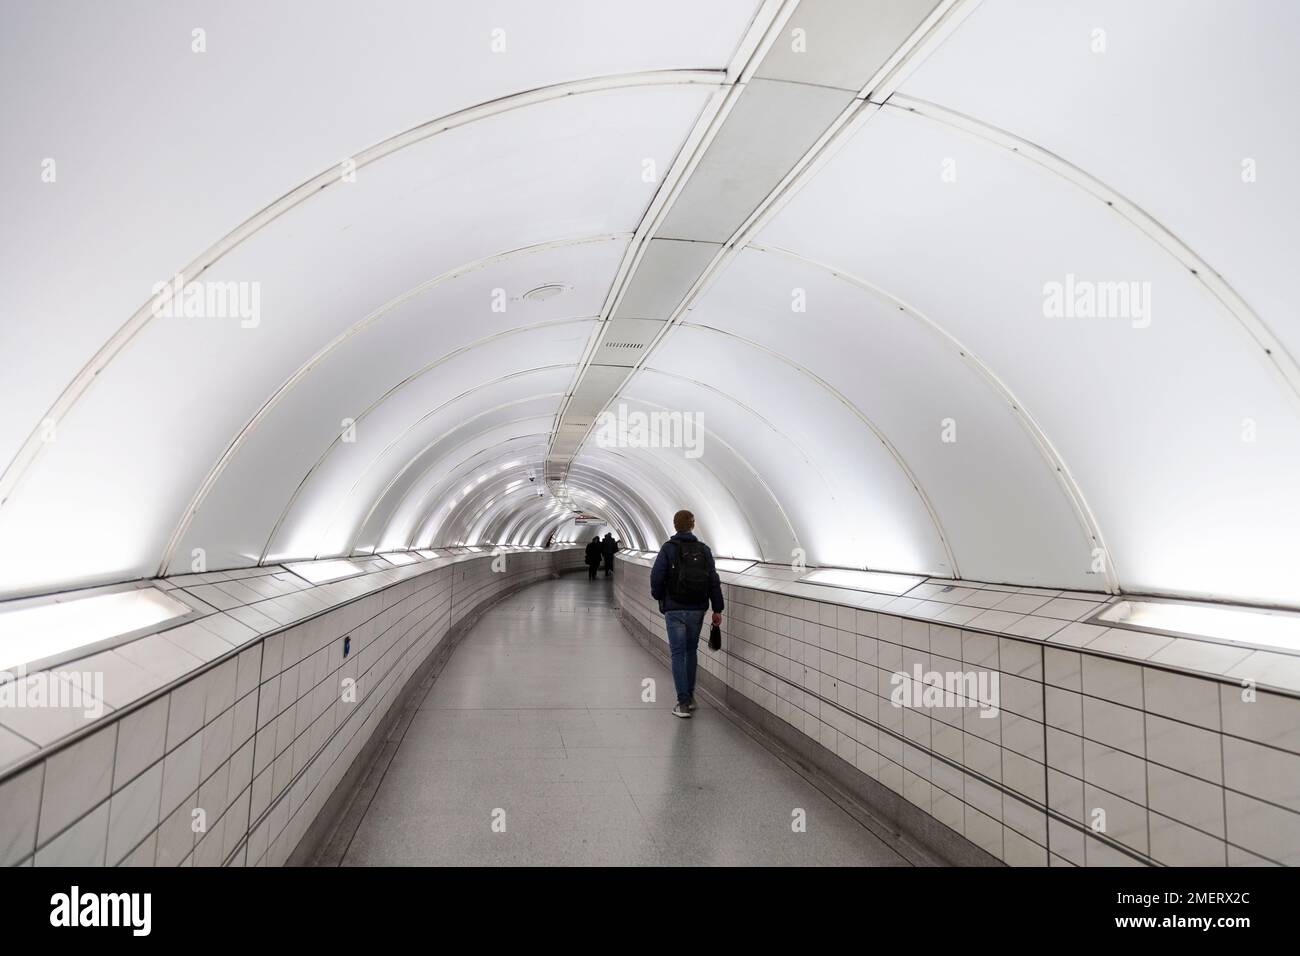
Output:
(0, 547), (578, 780)
(0, 547), (585, 867)
(615, 555), (1300, 866)
(614, 553), (1300, 699)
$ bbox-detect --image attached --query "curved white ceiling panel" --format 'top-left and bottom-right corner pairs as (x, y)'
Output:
(435, 465), (651, 551)
(0, 0), (756, 474)
(5, 1), (1297, 617)
(758, 105), (1300, 606)
(268, 362), (578, 563)
(682, 246), (1095, 587)
(626, 354), (949, 574)
(376, 426), (553, 554)
(407, 437), (552, 551)
(172, 237), (626, 574)
(897, 0), (1300, 375)
(0, 84), (711, 598)
(566, 450), (717, 554)
(444, 454), (663, 548)
(355, 418), (553, 557)
(576, 401), (792, 561)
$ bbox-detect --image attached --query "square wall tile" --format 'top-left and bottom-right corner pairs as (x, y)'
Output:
(1081, 696), (1144, 757)
(1143, 668), (1221, 731)
(1047, 767), (1084, 823)
(106, 761), (163, 866)
(0, 763), (43, 867)
(1149, 812), (1227, 866)
(1080, 655), (1143, 708)
(114, 697), (168, 788)
(998, 638), (1041, 680)
(1222, 736), (1300, 807)
(1082, 740), (1146, 804)
(38, 723), (117, 845)
(1046, 726), (1083, 777)
(1145, 714), (1222, 784)
(1083, 784), (1148, 855)
(1221, 686), (1300, 755)
(1225, 791), (1300, 866)
(34, 800), (109, 866)
(1148, 763), (1225, 838)
(1002, 826), (1048, 866)
(1044, 647), (1081, 691)
(1045, 686), (1083, 735)
(166, 677), (209, 749)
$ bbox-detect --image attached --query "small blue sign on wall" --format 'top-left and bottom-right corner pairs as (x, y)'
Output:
(343, 635), (351, 658)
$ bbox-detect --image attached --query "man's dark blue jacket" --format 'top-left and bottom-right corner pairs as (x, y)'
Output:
(650, 531), (725, 614)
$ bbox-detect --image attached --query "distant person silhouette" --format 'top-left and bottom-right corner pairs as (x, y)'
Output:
(601, 532), (618, 576)
(584, 533), (602, 580)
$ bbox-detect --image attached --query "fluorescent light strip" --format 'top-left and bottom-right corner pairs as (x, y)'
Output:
(0, 587), (192, 673)
(1097, 599), (1300, 654)
(799, 567), (927, 597)
(284, 559), (366, 584)
(714, 558), (757, 573)
(379, 551), (420, 566)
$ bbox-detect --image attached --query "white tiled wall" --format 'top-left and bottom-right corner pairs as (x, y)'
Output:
(0, 548), (584, 867)
(614, 556), (1300, 867)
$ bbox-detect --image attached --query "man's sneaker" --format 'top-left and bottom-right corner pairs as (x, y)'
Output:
(686, 696), (698, 712)
(672, 702), (692, 719)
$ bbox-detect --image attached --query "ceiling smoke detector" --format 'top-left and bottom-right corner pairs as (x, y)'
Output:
(521, 283), (569, 302)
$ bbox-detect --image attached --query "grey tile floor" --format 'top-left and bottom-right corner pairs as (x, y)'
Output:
(341, 575), (909, 866)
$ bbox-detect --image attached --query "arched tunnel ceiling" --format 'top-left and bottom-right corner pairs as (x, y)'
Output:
(2, 0), (1298, 611)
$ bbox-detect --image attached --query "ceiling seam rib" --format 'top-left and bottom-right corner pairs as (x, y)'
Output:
(528, 466), (665, 549)
(260, 370), (569, 565)
(488, 463), (655, 546)
(495, 501), (561, 548)
(410, 449), (550, 550)
(579, 439), (765, 559)
(634, 366), (836, 503)
(312, 385), (569, 560)
(513, 488), (637, 549)
(744, 243), (1120, 593)
(551, 1), (982, 568)
(156, 234), (627, 575)
(0, 71), (724, 522)
(449, 470), (643, 551)
(346, 412), (561, 556)
(404, 436), (552, 550)
(558, 456), (697, 549)
(546, 469), (661, 548)
(539, 483), (644, 550)
(387, 427), (553, 550)
(467, 459), (659, 547)
(407, 447), (640, 547)
(484, 479), (639, 548)
(882, 93), (1300, 419)
(671, 321), (964, 576)
(577, 403), (780, 554)
(246, 315), (598, 567)
(603, 391), (801, 557)
(526, 514), (579, 549)
(447, 483), (553, 546)
(543, 0), (801, 479)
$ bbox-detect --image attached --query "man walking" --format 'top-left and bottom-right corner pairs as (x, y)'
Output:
(584, 533), (602, 580)
(650, 510), (723, 719)
(600, 532), (618, 577)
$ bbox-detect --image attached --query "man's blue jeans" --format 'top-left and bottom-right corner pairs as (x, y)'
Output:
(664, 608), (706, 705)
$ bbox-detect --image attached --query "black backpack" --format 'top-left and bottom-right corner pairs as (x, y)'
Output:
(667, 540), (713, 604)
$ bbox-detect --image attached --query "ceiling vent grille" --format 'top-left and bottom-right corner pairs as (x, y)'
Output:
(522, 283), (569, 302)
